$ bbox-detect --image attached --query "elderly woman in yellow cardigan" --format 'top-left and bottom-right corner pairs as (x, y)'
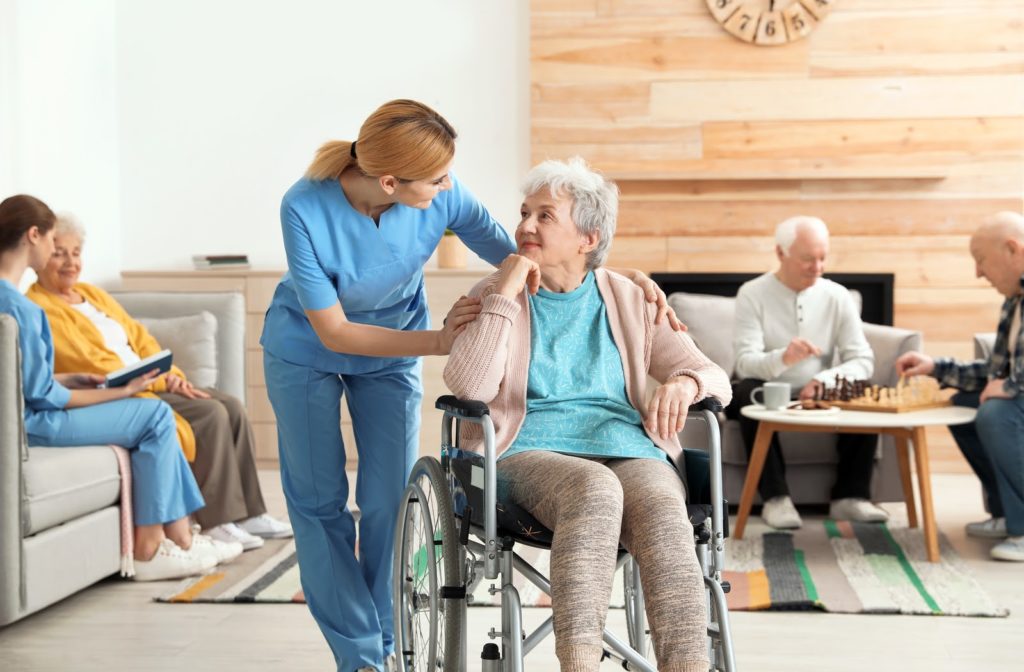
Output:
(27, 214), (292, 550)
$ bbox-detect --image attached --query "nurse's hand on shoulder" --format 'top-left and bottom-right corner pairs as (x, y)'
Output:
(614, 268), (687, 333)
(494, 254), (541, 300)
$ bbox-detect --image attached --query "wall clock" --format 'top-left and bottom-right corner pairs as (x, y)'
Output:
(705, 0), (834, 46)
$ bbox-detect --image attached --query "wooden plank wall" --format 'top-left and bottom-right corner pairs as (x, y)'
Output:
(531, 0), (1024, 472)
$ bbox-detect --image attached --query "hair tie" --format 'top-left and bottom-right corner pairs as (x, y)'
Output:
(349, 141), (357, 159)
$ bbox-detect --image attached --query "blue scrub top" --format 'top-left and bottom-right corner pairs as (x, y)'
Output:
(0, 280), (72, 435)
(261, 172), (515, 374)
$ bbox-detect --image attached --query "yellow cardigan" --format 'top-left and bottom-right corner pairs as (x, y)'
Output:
(26, 282), (197, 462)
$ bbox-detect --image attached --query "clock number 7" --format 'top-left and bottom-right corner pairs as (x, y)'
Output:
(739, 13), (753, 31)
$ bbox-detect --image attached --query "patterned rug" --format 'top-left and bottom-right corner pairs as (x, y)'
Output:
(157, 521), (1007, 617)
(723, 519), (1007, 616)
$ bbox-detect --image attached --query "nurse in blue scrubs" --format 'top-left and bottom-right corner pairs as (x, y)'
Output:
(0, 194), (210, 581)
(262, 99), (683, 672)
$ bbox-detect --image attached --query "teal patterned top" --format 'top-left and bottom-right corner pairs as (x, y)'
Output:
(502, 271), (668, 463)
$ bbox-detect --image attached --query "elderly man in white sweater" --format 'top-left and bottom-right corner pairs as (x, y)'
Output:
(724, 216), (888, 529)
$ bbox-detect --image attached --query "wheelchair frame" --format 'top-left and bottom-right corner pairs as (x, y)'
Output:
(393, 396), (737, 672)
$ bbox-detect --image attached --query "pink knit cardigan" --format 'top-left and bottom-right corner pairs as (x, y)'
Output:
(443, 268), (733, 465)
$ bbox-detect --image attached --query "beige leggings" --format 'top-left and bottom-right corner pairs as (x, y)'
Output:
(498, 451), (709, 672)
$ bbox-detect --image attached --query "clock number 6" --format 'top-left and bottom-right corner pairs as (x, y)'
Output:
(765, 19), (776, 36)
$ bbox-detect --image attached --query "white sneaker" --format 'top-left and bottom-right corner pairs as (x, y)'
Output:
(385, 653), (397, 672)
(966, 517), (1008, 539)
(990, 535), (1024, 562)
(238, 513), (293, 539)
(191, 531), (244, 564)
(829, 498), (889, 523)
(132, 538), (217, 582)
(762, 495), (802, 529)
(207, 522), (264, 551)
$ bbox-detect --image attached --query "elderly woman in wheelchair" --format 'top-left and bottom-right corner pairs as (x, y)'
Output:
(423, 157), (732, 672)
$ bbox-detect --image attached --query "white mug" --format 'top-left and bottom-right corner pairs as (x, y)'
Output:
(750, 382), (791, 410)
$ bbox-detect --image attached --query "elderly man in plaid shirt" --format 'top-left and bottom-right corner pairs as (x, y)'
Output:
(897, 211), (1024, 562)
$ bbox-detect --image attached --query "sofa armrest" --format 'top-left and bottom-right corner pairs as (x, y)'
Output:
(974, 332), (996, 360)
(0, 314), (26, 625)
(109, 292), (245, 402)
(863, 322), (923, 388)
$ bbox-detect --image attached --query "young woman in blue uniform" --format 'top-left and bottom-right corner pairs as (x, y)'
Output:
(261, 99), (682, 672)
(0, 195), (212, 581)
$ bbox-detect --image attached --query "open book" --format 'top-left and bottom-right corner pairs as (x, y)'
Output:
(102, 349), (173, 388)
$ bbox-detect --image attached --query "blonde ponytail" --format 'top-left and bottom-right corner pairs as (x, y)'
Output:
(305, 140), (356, 181)
(305, 99), (457, 183)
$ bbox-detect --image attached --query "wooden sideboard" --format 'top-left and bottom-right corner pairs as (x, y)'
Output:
(120, 267), (492, 466)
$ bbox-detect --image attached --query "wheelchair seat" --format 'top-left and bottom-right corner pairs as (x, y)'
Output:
(447, 447), (725, 551)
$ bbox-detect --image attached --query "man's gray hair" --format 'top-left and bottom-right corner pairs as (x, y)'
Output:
(521, 156), (619, 271)
(775, 215), (829, 256)
(54, 212), (86, 243)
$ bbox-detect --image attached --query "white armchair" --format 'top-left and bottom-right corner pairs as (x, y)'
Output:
(669, 292), (922, 505)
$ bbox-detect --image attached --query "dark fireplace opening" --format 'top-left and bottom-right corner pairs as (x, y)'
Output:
(652, 272), (895, 327)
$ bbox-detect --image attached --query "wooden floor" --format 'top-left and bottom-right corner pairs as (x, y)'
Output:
(1, 471), (1021, 672)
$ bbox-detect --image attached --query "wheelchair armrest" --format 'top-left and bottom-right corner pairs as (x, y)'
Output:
(435, 395), (490, 419)
(689, 397), (723, 413)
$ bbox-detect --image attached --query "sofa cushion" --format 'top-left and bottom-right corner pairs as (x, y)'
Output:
(23, 446), (121, 536)
(668, 293), (737, 376)
(137, 311), (218, 389)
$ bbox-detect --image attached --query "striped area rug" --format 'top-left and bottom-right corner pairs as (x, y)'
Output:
(157, 521), (1007, 617)
(157, 539), (304, 603)
(724, 520), (1008, 616)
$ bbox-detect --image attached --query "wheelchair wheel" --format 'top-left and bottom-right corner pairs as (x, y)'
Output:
(623, 557), (654, 667)
(393, 457), (464, 671)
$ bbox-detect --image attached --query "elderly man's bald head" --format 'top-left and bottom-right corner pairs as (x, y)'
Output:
(970, 211), (1024, 298)
(972, 211), (1024, 247)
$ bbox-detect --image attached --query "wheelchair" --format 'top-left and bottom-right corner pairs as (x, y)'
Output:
(392, 395), (737, 672)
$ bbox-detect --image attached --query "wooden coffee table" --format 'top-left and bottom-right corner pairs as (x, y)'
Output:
(735, 404), (977, 562)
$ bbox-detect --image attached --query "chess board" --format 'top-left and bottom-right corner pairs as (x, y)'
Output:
(826, 398), (952, 414)
(813, 375), (951, 413)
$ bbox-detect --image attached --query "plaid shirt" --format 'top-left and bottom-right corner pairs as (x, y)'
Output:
(932, 274), (1024, 395)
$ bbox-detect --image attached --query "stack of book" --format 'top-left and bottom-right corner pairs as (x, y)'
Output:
(192, 254), (250, 270)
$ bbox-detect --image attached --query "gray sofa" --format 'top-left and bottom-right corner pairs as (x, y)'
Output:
(669, 292), (923, 506)
(1, 291), (245, 627)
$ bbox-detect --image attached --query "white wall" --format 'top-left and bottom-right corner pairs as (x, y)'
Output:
(2, 1), (528, 285)
(2, 0), (120, 287)
(115, 0), (529, 272)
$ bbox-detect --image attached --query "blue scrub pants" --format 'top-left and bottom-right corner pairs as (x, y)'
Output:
(27, 398), (204, 526)
(264, 352), (421, 672)
(950, 391), (1024, 536)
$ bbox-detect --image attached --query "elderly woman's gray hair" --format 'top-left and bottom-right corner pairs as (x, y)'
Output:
(54, 213), (86, 243)
(521, 157), (618, 271)
(774, 215), (828, 256)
